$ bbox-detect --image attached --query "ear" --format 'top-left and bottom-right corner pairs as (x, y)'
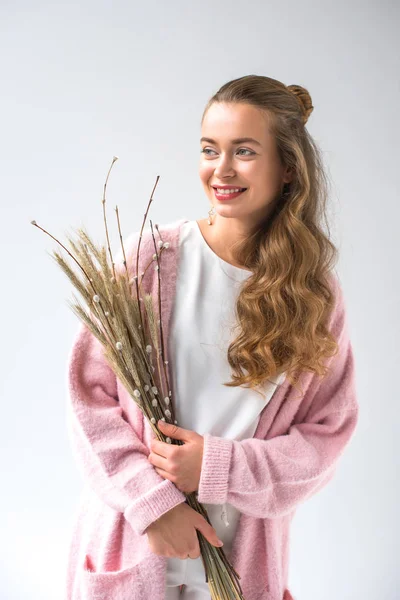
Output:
(283, 166), (293, 184)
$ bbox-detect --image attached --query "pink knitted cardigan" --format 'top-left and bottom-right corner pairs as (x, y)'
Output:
(64, 217), (359, 600)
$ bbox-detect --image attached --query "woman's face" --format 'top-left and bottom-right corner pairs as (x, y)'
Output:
(199, 102), (292, 225)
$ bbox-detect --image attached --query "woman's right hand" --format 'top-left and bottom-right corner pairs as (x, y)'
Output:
(145, 502), (224, 559)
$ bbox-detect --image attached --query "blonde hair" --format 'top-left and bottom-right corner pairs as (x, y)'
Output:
(201, 74), (339, 398)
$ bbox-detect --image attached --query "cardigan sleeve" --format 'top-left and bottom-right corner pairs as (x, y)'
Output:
(66, 321), (187, 537)
(197, 277), (359, 519)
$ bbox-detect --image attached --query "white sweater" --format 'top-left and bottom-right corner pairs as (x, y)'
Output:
(167, 220), (286, 556)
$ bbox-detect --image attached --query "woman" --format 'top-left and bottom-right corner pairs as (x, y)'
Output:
(65, 75), (359, 600)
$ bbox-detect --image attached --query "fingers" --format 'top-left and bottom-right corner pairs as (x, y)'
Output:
(195, 519), (224, 548)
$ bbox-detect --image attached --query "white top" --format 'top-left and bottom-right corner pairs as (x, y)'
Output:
(167, 219), (285, 557)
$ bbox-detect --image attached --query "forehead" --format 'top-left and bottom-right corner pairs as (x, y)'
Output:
(201, 102), (271, 144)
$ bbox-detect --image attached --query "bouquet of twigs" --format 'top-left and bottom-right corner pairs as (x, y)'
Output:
(31, 156), (245, 600)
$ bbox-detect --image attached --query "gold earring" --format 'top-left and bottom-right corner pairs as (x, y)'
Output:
(207, 205), (216, 225)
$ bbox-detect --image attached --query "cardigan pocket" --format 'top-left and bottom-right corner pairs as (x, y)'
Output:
(79, 552), (146, 600)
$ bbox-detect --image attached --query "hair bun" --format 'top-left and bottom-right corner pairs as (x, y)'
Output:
(287, 84), (314, 125)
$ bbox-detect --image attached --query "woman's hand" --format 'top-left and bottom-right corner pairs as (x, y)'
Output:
(145, 502), (223, 558)
(147, 420), (204, 494)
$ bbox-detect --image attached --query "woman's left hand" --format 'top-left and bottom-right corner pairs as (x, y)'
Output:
(147, 420), (204, 494)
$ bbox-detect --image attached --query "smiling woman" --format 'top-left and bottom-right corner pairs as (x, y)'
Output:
(64, 73), (358, 600)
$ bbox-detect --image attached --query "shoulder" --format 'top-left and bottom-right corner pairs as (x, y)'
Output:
(329, 271), (347, 310)
(114, 218), (189, 268)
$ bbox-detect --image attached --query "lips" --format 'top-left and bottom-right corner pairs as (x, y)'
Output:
(213, 188), (247, 201)
(212, 186), (247, 191)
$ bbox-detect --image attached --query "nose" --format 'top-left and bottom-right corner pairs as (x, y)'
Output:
(212, 153), (236, 178)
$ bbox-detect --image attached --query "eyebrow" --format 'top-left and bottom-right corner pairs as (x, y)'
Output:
(200, 136), (262, 147)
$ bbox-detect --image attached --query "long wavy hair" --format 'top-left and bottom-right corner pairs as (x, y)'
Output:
(201, 75), (340, 399)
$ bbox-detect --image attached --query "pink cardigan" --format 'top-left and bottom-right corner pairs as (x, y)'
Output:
(64, 217), (359, 600)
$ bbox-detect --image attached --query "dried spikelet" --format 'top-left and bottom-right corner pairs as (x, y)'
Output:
(143, 293), (160, 356)
(49, 250), (88, 302)
(71, 237), (104, 288)
(116, 277), (144, 351)
(77, 225), (104, 265)
(67, 296), (106, 346)
(98, 245), (114, 290)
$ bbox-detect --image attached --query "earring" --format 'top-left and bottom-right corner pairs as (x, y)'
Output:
(207, 205), (216, 225)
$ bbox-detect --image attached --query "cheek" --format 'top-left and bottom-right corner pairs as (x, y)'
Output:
(243, 162), (262, 182)
(251, 165), (279, 194)
(198, 162), (213, 184)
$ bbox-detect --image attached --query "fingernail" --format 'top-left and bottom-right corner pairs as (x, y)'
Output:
(217, 539), (224, 546)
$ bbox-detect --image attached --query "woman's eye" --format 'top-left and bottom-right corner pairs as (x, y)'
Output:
(200, 148), (254, 156)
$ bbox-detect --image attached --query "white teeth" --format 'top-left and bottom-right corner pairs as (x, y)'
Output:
(215, 188), (244, 194)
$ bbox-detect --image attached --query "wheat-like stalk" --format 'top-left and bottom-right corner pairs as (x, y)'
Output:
(31, 156), (245, 599)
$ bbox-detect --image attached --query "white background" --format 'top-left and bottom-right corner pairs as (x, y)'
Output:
(1, 1), (399, 598)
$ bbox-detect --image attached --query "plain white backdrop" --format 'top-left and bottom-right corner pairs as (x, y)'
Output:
(2, 1), (399, 598)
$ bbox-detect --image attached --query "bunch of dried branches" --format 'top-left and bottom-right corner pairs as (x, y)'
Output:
(31, 156), (245, 599)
